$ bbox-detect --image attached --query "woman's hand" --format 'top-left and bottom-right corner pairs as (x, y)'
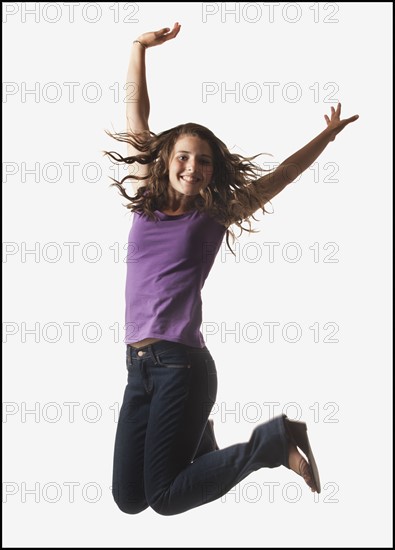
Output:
(324, 103), (359, 141)
(136, 22), (181, 48)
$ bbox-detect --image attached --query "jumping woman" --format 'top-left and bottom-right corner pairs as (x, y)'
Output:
(106, 22), (359, 515)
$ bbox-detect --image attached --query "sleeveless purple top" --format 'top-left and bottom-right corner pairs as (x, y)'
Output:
(125, 209), (227, 348)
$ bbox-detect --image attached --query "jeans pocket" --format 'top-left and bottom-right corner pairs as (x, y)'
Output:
(156, 346), (191, 369)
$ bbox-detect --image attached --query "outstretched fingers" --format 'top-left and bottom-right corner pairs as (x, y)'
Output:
(344, 114), (360, 124)
(329, 103), (341, 120)
(324, 102), (359, 132)
(158, 22), (181, 42)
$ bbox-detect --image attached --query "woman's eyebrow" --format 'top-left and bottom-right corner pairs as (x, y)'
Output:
(176, 150), (213, 158)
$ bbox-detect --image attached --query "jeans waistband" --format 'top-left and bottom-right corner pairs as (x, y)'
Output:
(127, 339), (206, 359)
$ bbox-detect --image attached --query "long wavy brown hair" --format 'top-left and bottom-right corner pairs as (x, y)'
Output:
(104, 122), (273, 255)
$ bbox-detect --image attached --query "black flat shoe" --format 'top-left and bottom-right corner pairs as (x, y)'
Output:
(284, 418), (321, 494)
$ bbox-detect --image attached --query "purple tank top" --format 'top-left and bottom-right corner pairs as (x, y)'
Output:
(125, 209), (227, 348)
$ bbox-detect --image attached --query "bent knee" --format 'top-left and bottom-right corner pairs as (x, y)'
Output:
(112, 481), (148, 514)
(149, 503), (175, 516)
(114, 498), (148, 515)
(148, 494), (180, 516)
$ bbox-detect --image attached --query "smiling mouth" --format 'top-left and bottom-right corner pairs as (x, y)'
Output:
(180, 176), (200, 184)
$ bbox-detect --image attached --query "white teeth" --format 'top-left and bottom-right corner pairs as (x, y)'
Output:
(181, 176), (199, 183)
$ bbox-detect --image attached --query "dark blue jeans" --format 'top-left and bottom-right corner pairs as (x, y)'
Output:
(112, 340), (289, 516)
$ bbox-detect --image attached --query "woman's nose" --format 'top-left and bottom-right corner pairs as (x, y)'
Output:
(186, 158), (197, 172)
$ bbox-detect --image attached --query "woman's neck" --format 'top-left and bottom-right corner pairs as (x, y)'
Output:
(164, 187), (196, 213)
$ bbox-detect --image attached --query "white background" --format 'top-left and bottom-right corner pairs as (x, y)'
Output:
(3, 2), (392, 547)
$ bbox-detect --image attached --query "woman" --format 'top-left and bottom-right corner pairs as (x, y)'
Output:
(106, 23), (359, 516)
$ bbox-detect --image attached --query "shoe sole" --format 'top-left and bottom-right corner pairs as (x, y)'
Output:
(288, 421), (321, 494)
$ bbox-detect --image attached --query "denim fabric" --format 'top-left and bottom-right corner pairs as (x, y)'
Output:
(112, 340), (289, 516)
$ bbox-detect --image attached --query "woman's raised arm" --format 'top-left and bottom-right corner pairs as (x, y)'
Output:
(248, 103), (359, 208)
(126, 23), (181, 190)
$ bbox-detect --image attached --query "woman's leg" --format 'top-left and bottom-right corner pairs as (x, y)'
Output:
(112, 346), (151, 514)
(192, 419), (219, 459)
(143, 344), (289, 516)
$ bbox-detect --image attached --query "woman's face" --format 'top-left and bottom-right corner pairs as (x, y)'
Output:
(168, 135), (214, 196)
